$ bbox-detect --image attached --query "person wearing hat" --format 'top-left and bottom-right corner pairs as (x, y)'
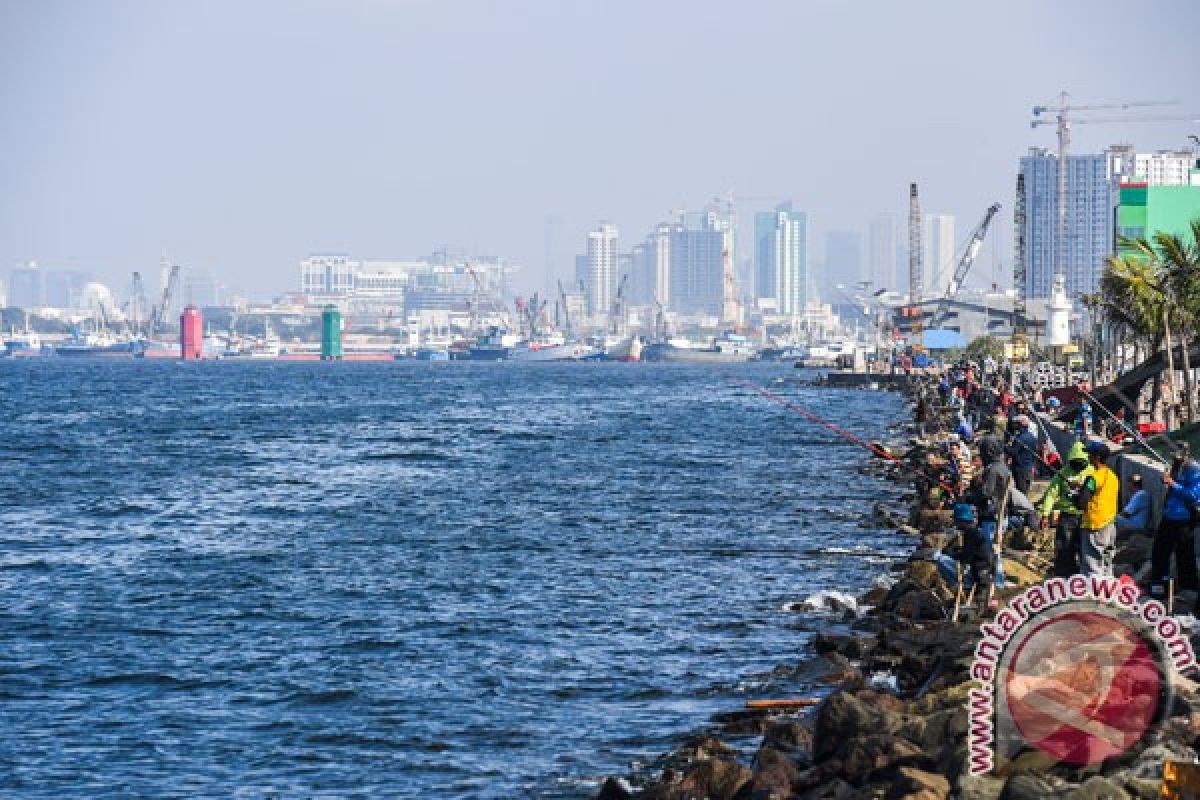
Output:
(1116, 473), (1151, 534)
(1006, 414), (1040, 495)
(1075, 440), (1120, 576)
(1150, 443), (1200, 602)
(1039, 440), (1094, 576)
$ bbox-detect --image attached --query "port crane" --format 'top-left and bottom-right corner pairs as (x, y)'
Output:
(147, 264), (181, 336)
(926, 202), (1002, 333)
(610, 274), (629, 334)
(556, 279), (573, 340)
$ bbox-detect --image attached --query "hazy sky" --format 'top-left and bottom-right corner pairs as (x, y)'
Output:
(2, 0), (1198, 299)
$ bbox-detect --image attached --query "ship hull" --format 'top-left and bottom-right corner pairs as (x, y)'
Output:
(641, 344), (755, 364)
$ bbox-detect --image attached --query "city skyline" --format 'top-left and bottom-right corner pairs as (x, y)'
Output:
(2, 0), (1198, 301)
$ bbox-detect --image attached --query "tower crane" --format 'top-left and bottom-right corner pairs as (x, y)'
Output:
(926, 202), (1002, 333)
(1029, 93), (1195, 289)
(1011, 173), (1029, 361)
(896, 183), (925, 347)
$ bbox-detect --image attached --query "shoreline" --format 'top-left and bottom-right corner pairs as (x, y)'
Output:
(595, 377), (1200, 800)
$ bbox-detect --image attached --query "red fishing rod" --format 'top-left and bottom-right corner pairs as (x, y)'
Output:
(727, 375), (961, 495)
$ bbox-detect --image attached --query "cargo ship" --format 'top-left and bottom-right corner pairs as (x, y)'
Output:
(451, 328), (517, 361)
(641, 332), (758, 364)
(54, 331), (141, 358)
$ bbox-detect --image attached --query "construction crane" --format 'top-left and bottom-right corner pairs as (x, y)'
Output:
(610, 274), (629, 334)
(1030, 93), (1194, 288)
(896, 183), (925, 347)
(127, 271), (147, 337)
(557, 279), (573, 339)
(1011, 174), (1029, 361)
(148, 264), (181, 335)
(926, 202), (1002, 332)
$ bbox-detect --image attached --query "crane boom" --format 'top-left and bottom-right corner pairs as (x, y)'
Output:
(1012, 174), (1029, 360)
(926, 203), (1002, 332)
(907, 183), (922, 302)
(149, 264), (181, 334)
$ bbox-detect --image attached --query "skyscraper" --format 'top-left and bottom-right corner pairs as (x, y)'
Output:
(924, 215), (956, 297)
(664, 210), (732, 315)
(627, 223), (671, 308)
(583, 223), (619, 317)
(867, 213), (898, 291)
(1020, 148), (1114, 300)
(754, 206), (809, 314)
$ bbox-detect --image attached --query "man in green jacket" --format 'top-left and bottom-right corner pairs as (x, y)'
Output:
(1039, 440), (1094, 577)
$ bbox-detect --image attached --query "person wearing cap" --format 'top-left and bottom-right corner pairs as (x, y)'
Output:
(1075, 440), (1120, 576)
(1116, 473), (1151, 534)
(1038, 440), (1094, 576)
(1006, 414), (1040, 495)
(1150, 444), (1200, 601)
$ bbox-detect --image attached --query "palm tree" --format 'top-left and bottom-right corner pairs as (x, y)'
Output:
(1104, 220), (1200, 424)
(1153, 221), (1200, 422)
(1102, 247), (1168, 420)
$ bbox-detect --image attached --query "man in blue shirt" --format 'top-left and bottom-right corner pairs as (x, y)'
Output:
(1116, 473), (1151, 534)
(1006, 415), (1040, 495)
(1150, 445), (1200, 603)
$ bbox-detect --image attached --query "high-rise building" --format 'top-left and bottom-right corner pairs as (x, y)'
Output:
(924, 214), (956, 296)
(824, 230), (863, 291)
(583, 223), (618, 317)
(1108, 146), (1200, 187)
(1021, 149), (1115, 299)
(867, 213), (898, 291)
(668, 211), (729, 315)
(301, 254), (357, 296)
(8, 263), (43, 308)
(754, 206), (809, 314)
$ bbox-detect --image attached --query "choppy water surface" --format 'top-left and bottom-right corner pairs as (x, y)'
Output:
(0, 361), (909, 798)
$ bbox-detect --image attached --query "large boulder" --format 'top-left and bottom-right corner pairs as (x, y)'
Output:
(887, 766), (951, 799)
(749, 746), (803, 798)
(675, 759), (753, 800)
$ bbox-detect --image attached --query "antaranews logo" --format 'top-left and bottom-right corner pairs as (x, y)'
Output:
(966, 574), (1196, 775)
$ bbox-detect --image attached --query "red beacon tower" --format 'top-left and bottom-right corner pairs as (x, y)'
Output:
(180, 305), (203, 360)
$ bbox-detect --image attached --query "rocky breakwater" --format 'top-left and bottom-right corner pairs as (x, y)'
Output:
(596, 395), (1200, 800)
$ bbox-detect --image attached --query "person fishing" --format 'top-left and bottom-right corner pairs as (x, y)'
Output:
(970, 431), (1011, 596)
(1038, 441), (1094, 577)
(1006, 414), (1040, 495)
(1150, 444), (1200, 606)
(1075, 440), (1119, 577)
(954, 412), (974, 444)
(1116, 473), (1151, 535)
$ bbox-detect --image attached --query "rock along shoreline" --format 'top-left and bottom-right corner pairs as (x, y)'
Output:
(595, 380), (1200, 800)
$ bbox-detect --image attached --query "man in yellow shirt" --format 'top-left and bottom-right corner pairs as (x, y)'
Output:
(1077, 440), (1120, 576)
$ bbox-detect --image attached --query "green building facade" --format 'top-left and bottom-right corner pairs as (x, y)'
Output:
(1116, 179), (1200, 252)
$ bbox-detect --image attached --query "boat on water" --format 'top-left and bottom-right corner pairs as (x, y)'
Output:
(641, 332), (758, 364)
(411, 347), (450, 362)
(793, 338), (858, 369)
(508, 330), (598, 361)
(509, 341), (599, 361)
(3, 330), (46, 358)
(451, 328), (517, 361)
(54, 330), (142, 358)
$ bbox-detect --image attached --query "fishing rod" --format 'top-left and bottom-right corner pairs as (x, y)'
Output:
(1076, 386), (1171, 466)
(727, 374), (962, 496)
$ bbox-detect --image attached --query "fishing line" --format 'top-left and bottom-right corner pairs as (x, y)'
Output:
(726, 373), (960, 496)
